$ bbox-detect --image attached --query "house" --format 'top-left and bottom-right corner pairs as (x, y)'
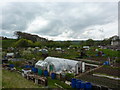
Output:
(35, 57), (85, 74)
(111, 36), (119, 46)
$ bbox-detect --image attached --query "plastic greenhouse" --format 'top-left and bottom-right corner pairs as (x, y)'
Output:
(35, 57), (83, 74)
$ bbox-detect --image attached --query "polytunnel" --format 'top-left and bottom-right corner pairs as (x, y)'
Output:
(35, 60), (48, 70)
(35, 57), (83, 74)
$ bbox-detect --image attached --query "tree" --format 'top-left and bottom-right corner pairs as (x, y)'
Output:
(34, 42), (41, 48)
(14, 31), (47, 42)
(85, 39), (94, 46)
(62, 41), (71, 48)
(101, 39), (111, 46)
(13, 39), (33, 48)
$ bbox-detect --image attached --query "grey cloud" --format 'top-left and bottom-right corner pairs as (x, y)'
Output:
(1, 2), (117, 40)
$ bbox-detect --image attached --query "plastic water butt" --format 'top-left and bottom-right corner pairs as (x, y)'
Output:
(38, 69), (42, 75)
(9, 64), (15, 68)
(32, 68), (38, 73)
(71, 78), (76, 88)
(51, 73), (56, 79)
(44, 70), (48, 77)
(85, 82), (92, 90)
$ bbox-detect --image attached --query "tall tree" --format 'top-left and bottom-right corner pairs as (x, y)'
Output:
(85, 39), (94, 46)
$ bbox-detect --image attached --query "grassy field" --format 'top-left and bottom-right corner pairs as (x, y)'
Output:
(99, 49), (119, 57)
(2, 70), (41, 88)
(2, 39), (17, 49)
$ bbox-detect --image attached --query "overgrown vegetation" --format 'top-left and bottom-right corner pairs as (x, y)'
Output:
(65, 73), (75, 81)
(13, 39), (34, 48)
(2, 70), (41, 88)
(47, 77), (72, 89)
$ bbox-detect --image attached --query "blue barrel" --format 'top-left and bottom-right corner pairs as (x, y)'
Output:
(85, 82), (92, 90)
(51, 73), (56, 79)
(80, 82), (85, 89)
(103, 61), (109, 65)
(106, 61), (109, 65)
(96, 54), (98, 56)
(76, 79), (81, 83)
(25, 65), (31, 68)
(9, 64), (14, 68)
(31, 68), (38, 73)
(76, 81), (82, 89)
(44, 70), (48, 77)
(71, 78), (76, 88)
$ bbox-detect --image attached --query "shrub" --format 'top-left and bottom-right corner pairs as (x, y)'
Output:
(65, 73), (74, 81)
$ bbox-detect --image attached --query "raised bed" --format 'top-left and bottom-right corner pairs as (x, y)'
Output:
(92, 66), (120, 77)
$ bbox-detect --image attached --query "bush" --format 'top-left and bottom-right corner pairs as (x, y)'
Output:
(65, 73), (74, 81)
(8, 61), (24, 67)
(13, 39), (33, 48)
(116, 58), (120, 63)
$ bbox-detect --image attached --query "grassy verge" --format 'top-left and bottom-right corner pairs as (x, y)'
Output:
(2, 70), (41, 88)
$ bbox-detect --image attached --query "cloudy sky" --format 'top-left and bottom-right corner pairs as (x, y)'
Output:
(1, 1), (118, 41)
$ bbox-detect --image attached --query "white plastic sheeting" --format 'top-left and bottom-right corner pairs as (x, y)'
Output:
(6, 53), (14, 56)
(35, 57), (82, 74)
(39, 49), (48, 54)
(35, 60), (48, 69)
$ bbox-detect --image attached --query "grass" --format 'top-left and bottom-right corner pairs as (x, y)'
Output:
(2, 70), (41, 88)
(2, 69), (72, 89)
(2, 39), (17, 49)
(99, 49), (119, 57)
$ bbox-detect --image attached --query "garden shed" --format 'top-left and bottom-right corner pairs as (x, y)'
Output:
(35, 57), (84, 74)
(6, 53), (14, 58)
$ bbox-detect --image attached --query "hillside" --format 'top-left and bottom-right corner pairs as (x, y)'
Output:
(2, 39), (17, 49)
